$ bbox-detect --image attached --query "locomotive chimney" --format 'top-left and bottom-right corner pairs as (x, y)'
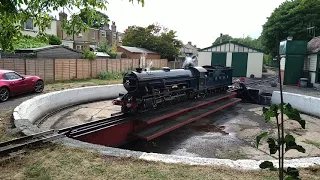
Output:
(162, 67), (170, 72)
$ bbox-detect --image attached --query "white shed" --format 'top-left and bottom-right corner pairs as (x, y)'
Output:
(198, 41), (264, 78)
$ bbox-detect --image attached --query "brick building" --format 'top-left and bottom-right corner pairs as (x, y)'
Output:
(117, 46), (161, 59)
(56, 12), (123, 51)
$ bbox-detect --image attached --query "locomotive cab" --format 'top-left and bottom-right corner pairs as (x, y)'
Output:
(190, 67), (207, 91)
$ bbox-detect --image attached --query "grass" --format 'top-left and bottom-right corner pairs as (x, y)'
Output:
(44, 78), (122, 93)
(1, 144), (320, 180)
(303, 139), (320, 149)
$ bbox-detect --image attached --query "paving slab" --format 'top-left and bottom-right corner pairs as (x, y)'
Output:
(39, 100), (120, 129)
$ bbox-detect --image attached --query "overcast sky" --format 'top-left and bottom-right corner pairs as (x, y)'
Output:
(55, 0), (286, 48)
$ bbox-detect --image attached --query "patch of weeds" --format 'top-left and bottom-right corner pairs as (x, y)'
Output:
(96, 116), (107, 119)
(24, 162), (52, 180)
(0, 109), (14, 141)
(303, 139), (320, 148)
(91, 165), (106, 175)
(219, 150), (247, 160)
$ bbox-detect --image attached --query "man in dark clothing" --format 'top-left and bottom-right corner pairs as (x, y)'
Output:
(236, 78), (257, 103)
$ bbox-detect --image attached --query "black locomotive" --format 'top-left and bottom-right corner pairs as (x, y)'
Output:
(113, 65), (233, 114)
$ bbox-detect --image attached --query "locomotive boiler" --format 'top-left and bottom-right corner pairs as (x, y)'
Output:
(113, 65), (233, 114)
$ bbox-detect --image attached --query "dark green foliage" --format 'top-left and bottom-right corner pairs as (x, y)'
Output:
(122, 24), (183, 61)
(257, 103), (306, 179)
(82, 50), (96, 60)
(267, 138), (279, 154)
(212, 34), (233, 45)
(256, 131), (268, 148)
(79, 10), (109, 29)
(286, 167), (300, 180)
(259, 161), (276, 171)
(48, 35), (62, 45)
(212, 34), (264, 51)
(261, 0), (320, 56)
(96, 41), (117, 59)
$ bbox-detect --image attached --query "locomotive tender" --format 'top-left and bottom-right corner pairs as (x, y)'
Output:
(113, 65), (233, 114)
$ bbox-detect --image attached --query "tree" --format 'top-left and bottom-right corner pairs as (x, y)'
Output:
(96, 40), (117, 59)
(0, 0), (144, 52)
(212, 34), (233, 45)
(79, 10), (110, 29)
(261, 0), (320, 56)
(212, 34), (264, 51)
(122, 24), (183, 60)
(48, 35), (62, 45)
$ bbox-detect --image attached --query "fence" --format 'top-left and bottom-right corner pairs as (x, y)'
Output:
(168, 61), (184, 69)
(0, 58), (168, 82)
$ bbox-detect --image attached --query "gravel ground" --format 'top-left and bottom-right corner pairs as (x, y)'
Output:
(124, 102), (320, 160)
(238, 68), (320, 98)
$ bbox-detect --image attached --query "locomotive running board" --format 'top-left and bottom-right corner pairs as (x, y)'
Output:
(138, 91), (237, 125)
(134, 97), (241, 141)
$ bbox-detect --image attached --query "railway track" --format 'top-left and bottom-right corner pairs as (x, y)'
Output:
(0, 114), (130, 157)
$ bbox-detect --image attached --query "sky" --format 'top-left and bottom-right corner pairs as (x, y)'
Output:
(55, 0), (286, 48)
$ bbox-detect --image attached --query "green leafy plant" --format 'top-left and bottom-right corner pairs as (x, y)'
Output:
(256, 103), (306, 180)
(13, 35), (48, 49)
(96, 40), (117, 59)
(82, 49), (96, 60)
(122, 23), (183, 61)
(98, 71), (123, 80)
(48, 35), (62, 45)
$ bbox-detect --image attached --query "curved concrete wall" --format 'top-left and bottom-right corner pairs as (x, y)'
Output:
(14, 84), (127, 124)
(271, 91), (320, 117)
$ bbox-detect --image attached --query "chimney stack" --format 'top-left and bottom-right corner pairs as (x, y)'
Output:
(188, 41), (192, 45)
(111, 21), (116, 32)
(59, 12), (67, 21)
(104, 23), (110, 30)
(220, 33), (223, 43)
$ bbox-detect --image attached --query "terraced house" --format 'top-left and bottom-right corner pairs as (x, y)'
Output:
(56, 12), (123, 51)
(19, 12), (123, 52)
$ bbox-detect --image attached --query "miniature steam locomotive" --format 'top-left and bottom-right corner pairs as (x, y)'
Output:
(113, 65), (233, 114)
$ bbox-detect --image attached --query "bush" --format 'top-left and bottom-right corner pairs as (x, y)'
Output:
(82, 50), (96, 60)
(98, 71), (123, 80)
(48, 35), (62, 45)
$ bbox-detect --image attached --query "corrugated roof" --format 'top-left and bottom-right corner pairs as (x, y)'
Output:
(15, 45), (83, 53)
(120, 46), (159, 54)
(95, 52), (110, 57)
(200, 41), (265, 53)
(308, 36), (320, 53)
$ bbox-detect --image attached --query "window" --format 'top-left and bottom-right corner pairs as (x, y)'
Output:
(24, 19), (34, 30)
(118, 35), (122, 43)
(3, 72), (22, 80)
(101, 31), (106, 37)
(76, 45), (83, 50)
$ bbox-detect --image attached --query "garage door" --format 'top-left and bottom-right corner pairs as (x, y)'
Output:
(211, 52), (227, 66)
(284, 54), (305, 85)
(231, 52), (248, 77)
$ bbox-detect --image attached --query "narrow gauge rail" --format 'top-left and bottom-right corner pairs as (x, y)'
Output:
(0, 114), (130, 157)
(0, 90), (242, 157)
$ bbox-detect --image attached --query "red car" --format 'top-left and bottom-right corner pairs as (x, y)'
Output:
(0, 70), (44, 102)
